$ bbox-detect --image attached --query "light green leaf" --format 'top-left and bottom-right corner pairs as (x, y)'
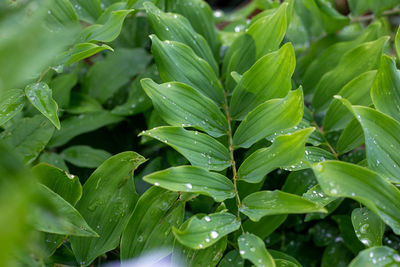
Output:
(48, 111), (123, 147)
(311, 160), (400, 235)
(233, 88), (304, 148)
(339, 99), (400, 183)
(33, 184), (97, 237)
(144, 2), (218, 74)
(237, 233), (275, 267)
(84, 48), (151, 103)
(218, 250), (244, 267)
(0, 115), (54, 164)
(150, 35), (224, 104)
(336, 118), (364, 154)
(141, 79), (228, 137)
(396, 26), (400, 60)
(286, 146), (336, 171)
(70, 152), (146, 266)
(312, 37), (388, 111)
(351, 207), (385, 247)
(173, 212), (241, 249)
(69, 0), (102, 23)
(25, 82), (60, 129)
(371, 55), (400, 122)
(140, 126), (230, 171)
(0, 89), (25, 127)
(324, 70), (376, 131)
(80, 9), (136, 43)
(229, 43), (295, 120)
(121, 187), (184, 260)
(238, 128), (314, 183)
(240, 190), (327, 221)
(143, 166), (234, 201)
(59, 43), (113, 66)
(303, 184), (338, 208)
(349, 246), (400, 267)
(61, 145), (111, 168)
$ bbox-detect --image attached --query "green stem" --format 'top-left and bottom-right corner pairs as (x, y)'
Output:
(351, 8), (400, 23)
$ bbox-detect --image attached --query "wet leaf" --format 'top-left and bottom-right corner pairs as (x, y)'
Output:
(0, 89), (25, 127)
(351, 207), (385, 247)
(237, 233), (275, 267)
(349, 246), (400, 266)
(61, 145), (112, 168)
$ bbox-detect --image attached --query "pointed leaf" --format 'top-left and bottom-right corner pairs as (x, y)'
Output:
(237, 233), (275, 267)
(144, 166), (234, 202)
(141, 79), (228, 137)
(243, 215), (287, 240)
(311, 160), (400, 235)
(238, 128), (314, 183)
(229, 43), (295, 119)
(173, 212), (241, 249)
(59, 43), (113, 66)
(371, 55), (400, 122)
(70, 152), (146, 266)
(0, 89), (25, 126)
(218, 250), (244, 267)
(61, 145), (112, 168)
(140, 126), (230, 171)
(69, 0), (102, 23)
(150, 35), (224, 104)
(233, 88), (304, 148)
(25, 82), (60, 129)
(336, 117), (364, 154)
(351, 207), (385, 247)
(312, 37), (388, 111)
(349, 246), (400, 267)
(121, 187), (184, 260)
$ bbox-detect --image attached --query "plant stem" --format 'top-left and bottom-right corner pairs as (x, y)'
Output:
(223, 91), (243, 226)
(351, 8), (400, 23)
(37, 67), (51, 83)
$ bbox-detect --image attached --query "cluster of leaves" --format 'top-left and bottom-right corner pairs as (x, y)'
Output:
(1, 0), (400, 266)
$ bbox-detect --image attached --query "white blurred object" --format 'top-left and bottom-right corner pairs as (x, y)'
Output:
(104, 250), (183, 267)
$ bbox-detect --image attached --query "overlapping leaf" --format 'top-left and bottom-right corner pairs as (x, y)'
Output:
(351, 207), (385, 247)
(61, 145), (111, 168)
(0, 89), (25, 126)
(237, 233), (275, 267)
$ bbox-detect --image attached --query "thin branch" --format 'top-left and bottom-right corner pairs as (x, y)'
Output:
(351, 8), (400, 23)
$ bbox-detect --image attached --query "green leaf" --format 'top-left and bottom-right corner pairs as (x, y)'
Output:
(150, 35), (224, 104)
(237, 233), (275, 267)
(233, 88), (304, 148)
(321, 242), (353, 267)
(396, 26), (400, 60)
(229, 43), (296, 120)
(140, 126), (230, 171)
(237, 128), (314, 183)
(312, 37), (388, 111)
(173, 212), (241, 249)
(25, 82), (60, 129)
(0, 115), (54, 164)
(286, 146), (336, 171)
(39, 152), (69, 172)
(303, 184), (338, 208)
(143, 166), (234, 201)
(243, 215), (287, 240)
(324, 70), (376, 131)
(33, 163), (82, 205)
(240, 190), (327, 221)
(218, 250), (244, 267)
(141, 79), (228, 137)
(49, 72), (78, 109)
(121, 187), (184, 260)
(371, 55), (400, 122)
(70, 152), (146, 266)
(0, 89), (25, 127)
(351, 207), (385, 247)
(66, 93), (103, 114)
(48, 111), (123, 147)
(339, 99), (400, 183)
(269, 250), (302, 267)
(349, 246), (400, 266)
(336, 118), (364, 154)
(33, 184), (97, 237)
(80, 9), (136, 43)
(59, 43), (113, 66)
(69, 0), (102, 23)
(84, 48), (151, 103)
(61, 145), (112, 168)
(332, 215), (364, 254)
(46, 0), (79, 29)
(311, 160), (400, 235)
(144, 2), (218, 74)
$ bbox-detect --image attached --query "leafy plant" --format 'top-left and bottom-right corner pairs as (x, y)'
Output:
(1, 0), (400, 266)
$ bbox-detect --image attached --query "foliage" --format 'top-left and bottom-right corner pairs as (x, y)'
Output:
(1, 0), (400, 266)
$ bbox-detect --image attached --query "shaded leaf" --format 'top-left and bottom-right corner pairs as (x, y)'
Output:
(59, 43), (113, 66)
(351, 207), (385, 247)
(237, 233), (275, 267)
(336, 118), (364, 155)
(243, 215), (287, 240)
(61, 145), (112, 168)
(69, 0), (102, 23)
(218, 250), (244, 267)
(0, 89), (25, 127)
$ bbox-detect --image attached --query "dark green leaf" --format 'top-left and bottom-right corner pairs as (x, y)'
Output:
(243, 215), (287, 240)
(336, 118), (364, 155)
(61, 145), (112, 168)
(351, 207), (385, 247)
(39, 152), (69, 172)
(0, 89), (25, 127)
(218, 250), (244, 267)
(237, 233), (275, 267)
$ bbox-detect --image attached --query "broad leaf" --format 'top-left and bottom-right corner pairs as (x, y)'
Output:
(351, 207), (385, 247)
(311, 161), (400, 235)
(121, 187), (184, 260)
(240, 190), (327, 221)
(61, 145), (111, 168)
(233, 88), (303, 148)
(336, 118), (364, 155)
(143, 166), (234, 201)
(218, 250), (244, 267)
(349, 246), (400, 266)
(371, 55), (400, 122)
(229, 43), (295, 119)
(69, 0), (102, 23)
(70, 152), (146, 266)
(238, 127), (314, 183)
(46, 0), (79, 29)
(140, 126), (230, 171)
(237, 233), (275, 267)
(269, 250), (302, 267)
(173, 212), (241, 249)
(25, 82), (60, 129)
(243, 215), (287, 240)
(312, 37), (388, 111)
(141, 79), (228, 137)
(0, 89), (25, 126)
(396, 26), (400, 60)
(49, 72), (78, 109)
(39, 151), (69, 172)
(59, 43), (113, 66)
(0, 115), (54, 164)
(150, 35), (224, 104)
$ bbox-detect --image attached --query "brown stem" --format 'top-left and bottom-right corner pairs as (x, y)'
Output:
(351, 8), (400, 23)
